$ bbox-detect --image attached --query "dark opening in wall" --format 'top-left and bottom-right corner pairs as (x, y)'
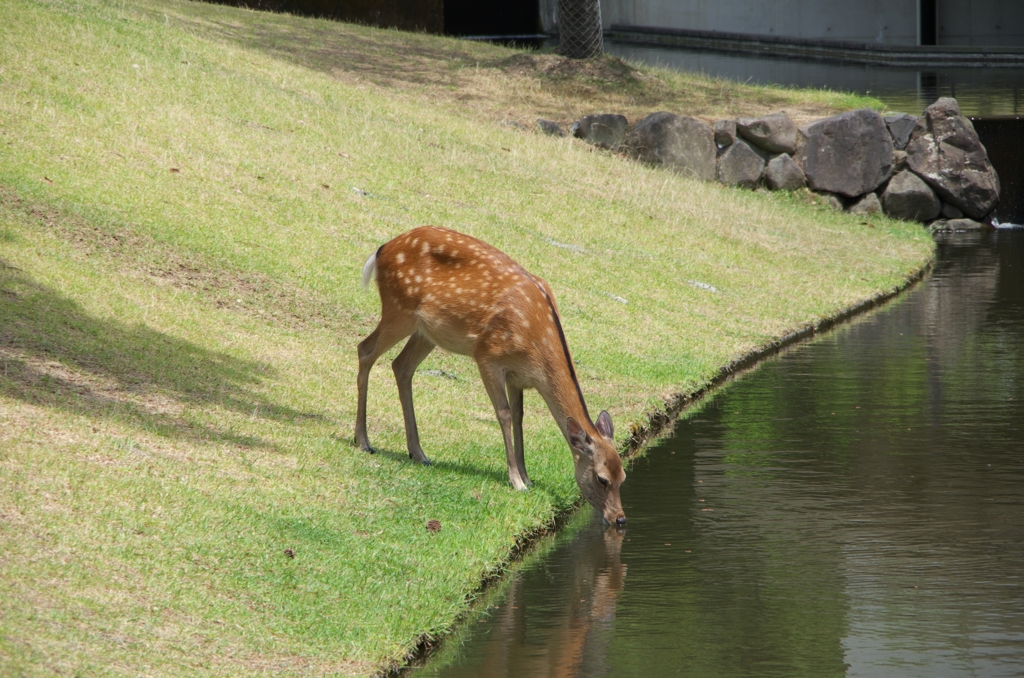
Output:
(973, 117), (1024, 224)
(443, 0), (540, 36)
(920, 0), (937, 45)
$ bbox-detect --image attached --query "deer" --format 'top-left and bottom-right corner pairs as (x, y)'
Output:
(355, 226), (626, 526)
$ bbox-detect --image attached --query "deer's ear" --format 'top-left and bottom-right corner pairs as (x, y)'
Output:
(567, 417), (593, 457)
(595, 410), (614, 439)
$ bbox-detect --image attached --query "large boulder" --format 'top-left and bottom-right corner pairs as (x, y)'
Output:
(717, 139), (766, 188)
(737, 112), (798, 154)
(884, 113), (918, 150)
(905, 97), (1000, 219)
(795, 108), (893, 198)
(764, 153), (805, 191)
(623, 112), (716, 181)
(881, 170), (941, 222)
(571, 113), (628, 150)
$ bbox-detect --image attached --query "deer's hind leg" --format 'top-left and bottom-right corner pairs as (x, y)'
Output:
(355, 309), (416, 453)
(392, 331), (436, 465)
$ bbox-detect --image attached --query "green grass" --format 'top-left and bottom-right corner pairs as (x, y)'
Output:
(0, 0), (933, 675)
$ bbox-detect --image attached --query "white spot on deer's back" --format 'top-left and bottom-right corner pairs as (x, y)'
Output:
(415, 275), (422, 283)
(396, 252), (405, 264)
(421, 241), (430, 255)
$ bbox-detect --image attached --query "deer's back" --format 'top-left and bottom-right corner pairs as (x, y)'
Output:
(376, 226), (560, 365)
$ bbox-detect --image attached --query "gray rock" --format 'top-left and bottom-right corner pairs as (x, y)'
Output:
(930, 218), (989, 233)
(736, 112), (798, 154)
(941, 202), (964, 219)
(537, 118), (567, 137)
(905, 97), (1000, 219)
(849, 192), (882, 215)
(623, 112), (716, 181)
(795, 108), (893, 198)
(571, 113), (628, 150)
(714, 119), (737, 149)
(881, 170), (942, 222)
(717, 139), (767, 188)
(885, 113), (918, 150)
(892, 149), (908, 172)
(764, 153), (805, 191)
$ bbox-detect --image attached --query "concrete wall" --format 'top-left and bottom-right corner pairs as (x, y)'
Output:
(938, 1), (1024, 47)
(602, 0), (1024, 47)
(602, 0), (918, 44)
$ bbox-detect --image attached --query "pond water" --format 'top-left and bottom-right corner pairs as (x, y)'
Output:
(412, 230), (1024, 677)
(604, 41), (1024, 118)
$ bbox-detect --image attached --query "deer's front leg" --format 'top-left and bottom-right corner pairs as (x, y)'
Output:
(392, 332), (436, 465)
(479, 364), (530, 491)
(506, 380), (532, 487)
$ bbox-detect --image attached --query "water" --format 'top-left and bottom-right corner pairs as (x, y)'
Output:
(604, 41), (1024, 117)
(413, 230), (1024, 677)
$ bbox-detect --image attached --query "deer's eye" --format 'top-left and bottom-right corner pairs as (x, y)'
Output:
(598, 476), (609, 487)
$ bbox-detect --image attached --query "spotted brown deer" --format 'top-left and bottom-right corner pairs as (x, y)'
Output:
(355, 226), (626, 525)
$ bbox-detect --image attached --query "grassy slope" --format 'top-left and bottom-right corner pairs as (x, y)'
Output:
(0, 0), (932, 675)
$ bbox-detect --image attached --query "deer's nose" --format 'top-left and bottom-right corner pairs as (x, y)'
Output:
(615, 515), (627, 527)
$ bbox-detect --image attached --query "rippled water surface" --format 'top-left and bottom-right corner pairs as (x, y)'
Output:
(414, 230), (1024, 678)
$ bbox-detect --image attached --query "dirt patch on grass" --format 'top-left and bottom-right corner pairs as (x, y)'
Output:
(495, 53), (652, 90)
(163, 3), (865, 130)
(0, 188), (349, 333)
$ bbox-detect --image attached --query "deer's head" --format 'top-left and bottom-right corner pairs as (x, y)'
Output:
(568, 411), (626, 526)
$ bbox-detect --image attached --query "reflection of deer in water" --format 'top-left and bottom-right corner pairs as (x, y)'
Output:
(473, 526), (627, 678)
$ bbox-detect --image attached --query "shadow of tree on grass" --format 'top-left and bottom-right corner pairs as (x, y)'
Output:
(0, 260), (323, 449)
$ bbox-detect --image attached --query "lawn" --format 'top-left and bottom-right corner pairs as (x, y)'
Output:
(0, 0), (933, 674)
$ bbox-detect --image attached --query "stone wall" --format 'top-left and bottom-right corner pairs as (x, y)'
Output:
(537, 97), (1000, 231)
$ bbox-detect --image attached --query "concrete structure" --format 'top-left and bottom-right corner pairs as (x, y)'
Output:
(600, 0), (1024, 47)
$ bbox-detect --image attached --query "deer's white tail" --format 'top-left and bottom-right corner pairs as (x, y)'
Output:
(361, 249), (378, 289)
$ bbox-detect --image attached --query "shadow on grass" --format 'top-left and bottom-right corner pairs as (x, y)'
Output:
(173, 3), (486, 91)
(357, 442), (543, 488)
(159, 2), (652, 105)
(0, 260), (323, 448)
